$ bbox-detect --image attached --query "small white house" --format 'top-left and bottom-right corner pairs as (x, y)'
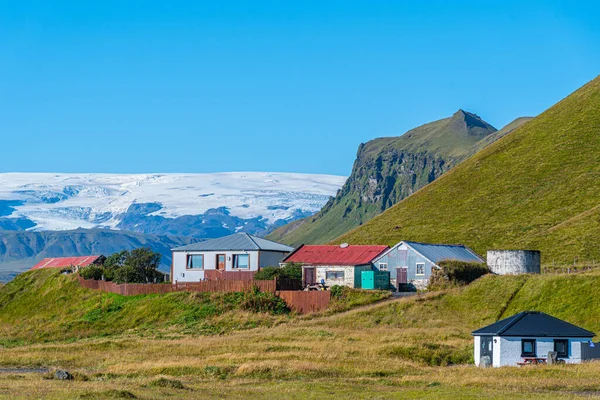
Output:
(472, 311), (596, 367)
(171, 233), (294, 283)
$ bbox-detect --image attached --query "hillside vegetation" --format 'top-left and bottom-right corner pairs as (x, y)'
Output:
(1, 272), (600, 398)
(338, 76), (600, 264)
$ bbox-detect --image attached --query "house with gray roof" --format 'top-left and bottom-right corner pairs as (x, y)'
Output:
(171, 233), (294, 283)
(372, 240), (484, 290)
(472, 311), (596, 367)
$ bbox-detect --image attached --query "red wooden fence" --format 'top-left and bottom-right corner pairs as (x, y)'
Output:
(277, 290), (331, 314)
(77, 276), (276, 295)
(203, 270), (257, 281)
(77, 277), (330, 314)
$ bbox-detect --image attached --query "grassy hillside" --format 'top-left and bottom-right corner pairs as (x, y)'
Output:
(337, 76), (600, 263)
(2, 272), (600, 398)
(269, 113), (530, 247)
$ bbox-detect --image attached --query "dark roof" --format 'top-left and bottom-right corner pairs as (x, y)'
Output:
(472, 311), (594, 338)
(404, 241), (484, 264)
(282, 244), (389, 266)
(172, 233), (294, 253)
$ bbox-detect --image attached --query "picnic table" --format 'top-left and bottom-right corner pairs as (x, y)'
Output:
(517, 357), (547, 366)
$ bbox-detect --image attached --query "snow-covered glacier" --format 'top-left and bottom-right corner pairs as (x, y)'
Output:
(0, 172), (346, 236)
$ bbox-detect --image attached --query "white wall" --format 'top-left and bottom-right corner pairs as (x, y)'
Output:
(474, 336), (481, 366)
(497, 337), (587, 367)
(314, 266), (357, 288)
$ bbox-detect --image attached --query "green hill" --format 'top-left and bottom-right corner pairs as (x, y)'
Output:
(268, 110), (502, 246)
(337, 75), (600, 264)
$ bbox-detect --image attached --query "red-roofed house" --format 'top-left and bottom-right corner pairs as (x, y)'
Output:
(282, 244), (389, 288)
(30, 255), (106, 272)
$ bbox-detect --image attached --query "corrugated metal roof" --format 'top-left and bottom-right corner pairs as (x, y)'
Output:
(404, 241), (484, 264)
(283, 245), (389, 266)
(472, 311), (594, 337)
(172, 233), (294, 253)
(30, 255), (103, 270)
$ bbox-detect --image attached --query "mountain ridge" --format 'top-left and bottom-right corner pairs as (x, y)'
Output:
(268, 110), (532, 246)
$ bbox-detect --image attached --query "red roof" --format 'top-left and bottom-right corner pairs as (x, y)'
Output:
(30, 255), (103, 271)
(283, 245), (389, 266)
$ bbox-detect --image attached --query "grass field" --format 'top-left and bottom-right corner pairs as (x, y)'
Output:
(2, 271), (600, 398)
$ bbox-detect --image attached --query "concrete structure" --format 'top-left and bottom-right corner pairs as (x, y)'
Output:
(171, 233), (293, 283)
(282, 244), (389, 288)
(472, 311), (595, 367)
(487, 250), (541, 275)
(372, 241), (485, 290)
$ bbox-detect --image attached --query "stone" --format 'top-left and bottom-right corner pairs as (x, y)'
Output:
(54, 369), (73, 380)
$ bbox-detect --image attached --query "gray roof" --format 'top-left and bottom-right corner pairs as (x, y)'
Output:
(172, 233), (294, 253)
(472, 311), (594, 338)
(404, 241), (484, 264)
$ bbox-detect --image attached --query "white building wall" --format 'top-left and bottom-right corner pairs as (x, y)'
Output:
(315, 266), (357, 288)
(474, 336), (481, 366)
(495, 337), (589, 367)
(172, 250), (261, 283)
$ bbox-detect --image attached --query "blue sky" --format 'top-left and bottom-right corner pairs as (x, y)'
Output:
(1, 1), (599, 176)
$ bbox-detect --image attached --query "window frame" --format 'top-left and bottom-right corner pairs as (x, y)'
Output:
(186, 254), (204, 270)
(232, 253), (250, 269)
(521, 339), (537, 357)
(378, 262), (388, 271)
(554, 339), (569, 358)
(415, 262), (426, 276)
(326, 271), (345, 280)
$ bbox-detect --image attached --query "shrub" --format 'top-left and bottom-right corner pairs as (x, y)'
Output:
(428, 260), (489, 291)
(254, 263), (302, 281)
(330, 285), (343, 298)
(79, 265), (104, 280)
(240, 287), (290, 315)
(149, 377), (186, 389)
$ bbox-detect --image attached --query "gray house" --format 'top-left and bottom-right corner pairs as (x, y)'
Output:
(372, 241), (484, 290)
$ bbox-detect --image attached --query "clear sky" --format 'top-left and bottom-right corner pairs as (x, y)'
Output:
(1, 1), (599, 176)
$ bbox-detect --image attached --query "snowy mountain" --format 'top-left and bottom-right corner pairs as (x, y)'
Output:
(0, 173), (346, 238)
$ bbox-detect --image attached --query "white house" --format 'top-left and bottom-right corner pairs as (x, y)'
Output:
(171, 233), (294, 283)
(472, 311), (596, 367)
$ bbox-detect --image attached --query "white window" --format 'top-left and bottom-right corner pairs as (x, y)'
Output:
(187, 254), (204, 269)
(326, 271), (345, 280)
(233, 254), (250, 269)
(378, 263), (388, 271)
(416, 263), (425, 276)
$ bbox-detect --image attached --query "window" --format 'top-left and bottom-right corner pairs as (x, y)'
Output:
(521, 339), (536, 357)
(554, 339), (569, 358)
(326, 271), (345, 280)
(233, 254), (250, 269)
(416, 263), (425, 276)
(186, 254), (204, 269)
(378, 263), (388, 271)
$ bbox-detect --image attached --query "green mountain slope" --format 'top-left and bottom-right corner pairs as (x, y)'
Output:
(337, 76), (600, 263)
(269, 110), (501, 246)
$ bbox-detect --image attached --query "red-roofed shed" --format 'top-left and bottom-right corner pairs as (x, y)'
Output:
(282, 244), (389, 289)
(30, 255), (106, 271)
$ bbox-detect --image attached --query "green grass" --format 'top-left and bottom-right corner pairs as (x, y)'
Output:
(0, 270), (290, 343)
(2, 272), (600, 398)
(337, 75), (600, 264)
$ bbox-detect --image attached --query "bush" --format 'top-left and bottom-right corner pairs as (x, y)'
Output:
(79, 265), (104, 280)
(428, 260), (489, 291)
(254, 263), (302, 281)
(240, 287), (290, 315)
(330, 285), (343, 298)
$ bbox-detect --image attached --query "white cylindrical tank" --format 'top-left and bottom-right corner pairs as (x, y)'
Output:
(486, 250), (541, 275)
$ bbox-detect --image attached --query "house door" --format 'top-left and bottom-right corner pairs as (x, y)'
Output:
(304, 268), (316, 286)
(397, 267), (408, 284)
(480, 337), (493, 360)
(216, 254), (226, 271)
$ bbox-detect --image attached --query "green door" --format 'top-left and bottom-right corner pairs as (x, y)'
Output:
(361, 271), (375, 290)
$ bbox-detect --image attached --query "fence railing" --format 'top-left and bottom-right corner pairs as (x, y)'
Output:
(77, 276), (276, 295)
(78, 277), (330, 314)
(203, 270), (257, 281)
(277, 290), (331, 314)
